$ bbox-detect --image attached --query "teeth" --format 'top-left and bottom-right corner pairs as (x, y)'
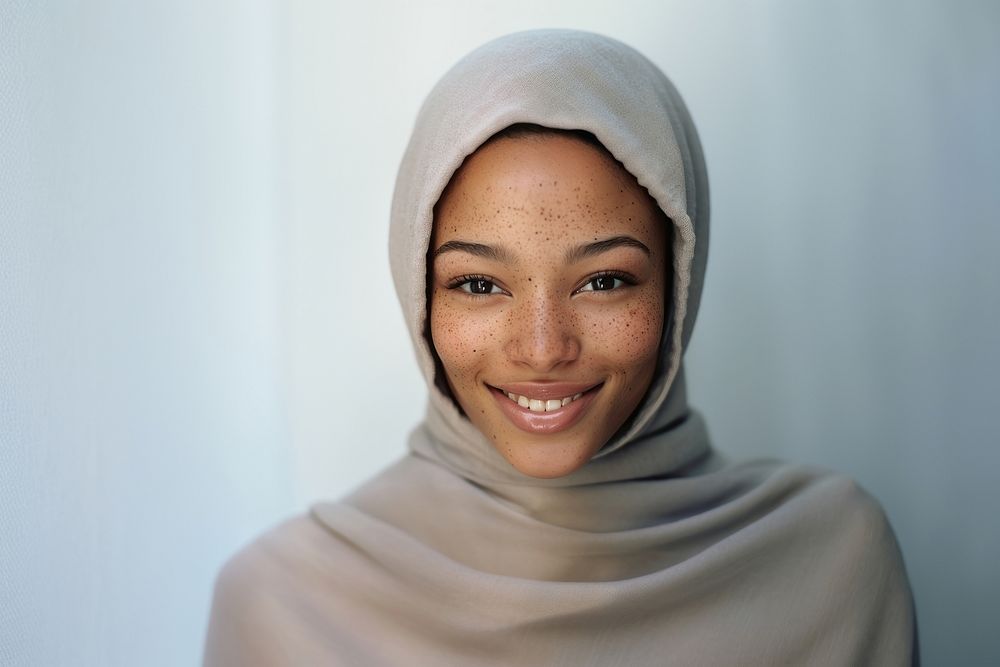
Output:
(503, 390), (587, 412)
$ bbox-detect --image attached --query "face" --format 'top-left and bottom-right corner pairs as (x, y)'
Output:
(429, 134), (668, 479)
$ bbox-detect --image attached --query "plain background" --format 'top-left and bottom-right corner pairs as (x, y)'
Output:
(2, 1), (998, 665)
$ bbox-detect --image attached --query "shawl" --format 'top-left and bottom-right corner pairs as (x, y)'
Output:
(204, 30), (916, 666)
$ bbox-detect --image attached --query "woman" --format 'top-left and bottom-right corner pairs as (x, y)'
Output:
(205, 30), (916, 665)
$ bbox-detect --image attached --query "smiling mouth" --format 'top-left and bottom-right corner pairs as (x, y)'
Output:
(502, 391), (585, 412)
(487, 382), (602, 434)
(487, 382), (603, 411)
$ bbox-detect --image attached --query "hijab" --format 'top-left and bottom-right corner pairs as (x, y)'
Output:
(204, 29), (916, 666)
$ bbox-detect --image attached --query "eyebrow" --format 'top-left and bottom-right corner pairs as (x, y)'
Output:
(432, 240), (515, 264)
(431, 235), (651, 265)
(565, 235), (651, 263)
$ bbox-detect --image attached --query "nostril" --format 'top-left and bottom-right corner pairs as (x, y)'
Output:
(501, 298), (581, 369)
(505, 333), (580, 370)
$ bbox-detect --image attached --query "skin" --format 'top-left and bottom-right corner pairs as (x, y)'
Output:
(429, 133), (668, 478)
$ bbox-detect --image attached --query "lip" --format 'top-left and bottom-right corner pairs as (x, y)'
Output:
(488, 382), (602, 435)
(493, 381), (601, 400)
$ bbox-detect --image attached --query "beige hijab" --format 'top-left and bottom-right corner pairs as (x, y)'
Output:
(204, 30), (916, 665)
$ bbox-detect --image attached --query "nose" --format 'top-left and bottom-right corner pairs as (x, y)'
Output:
(504, 292), (581, 372)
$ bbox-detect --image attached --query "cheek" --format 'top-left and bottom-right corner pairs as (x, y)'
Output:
(429, 291), (503, 381)
(586, 292), (664, 368)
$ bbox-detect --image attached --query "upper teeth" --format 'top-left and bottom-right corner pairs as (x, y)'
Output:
(505, 391), (584, 412)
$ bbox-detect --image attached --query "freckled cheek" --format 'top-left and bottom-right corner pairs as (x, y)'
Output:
(429, 296), (505, 380)
(584, 298), (664, 366)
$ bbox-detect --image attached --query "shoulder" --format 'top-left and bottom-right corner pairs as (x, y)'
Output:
(801, 468), (910, 585)
(777, 464), (899, 546)
(730, 460), (895, 525)
(716, 461), (914, 610)
(213, 514), (330, 592)
(720, 462), (916, 664)
(728, 462), (917, 662)
(732, 462), (903, 563)
(203, 514), (338, 665)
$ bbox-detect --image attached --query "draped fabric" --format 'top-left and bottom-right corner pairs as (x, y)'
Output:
(204, 30), (915, 666)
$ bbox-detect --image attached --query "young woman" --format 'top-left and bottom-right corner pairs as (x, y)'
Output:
(205, 30), (917, 665)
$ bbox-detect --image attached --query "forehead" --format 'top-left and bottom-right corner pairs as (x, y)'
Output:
(432, 135), (665, 250)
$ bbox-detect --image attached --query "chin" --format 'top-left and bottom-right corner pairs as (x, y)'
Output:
(498, 440), (597, 479)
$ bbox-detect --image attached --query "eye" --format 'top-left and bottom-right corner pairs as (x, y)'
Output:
(585, 276), (622, 291)
(577, 272), (633, 293)
(450, 275), (505, 296)
(463, 278), (499, 295)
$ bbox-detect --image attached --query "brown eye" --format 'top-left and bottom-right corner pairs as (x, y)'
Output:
(460, 278), (500, 295)
(579, 274), (627, 292)
(592, 276), (618, 291)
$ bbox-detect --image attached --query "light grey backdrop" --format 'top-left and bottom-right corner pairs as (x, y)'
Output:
(2, 1), (997, 665)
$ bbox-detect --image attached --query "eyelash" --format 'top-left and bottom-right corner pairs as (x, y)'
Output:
(445, 271), (637, 297)
(446, 274), (507, 296)
(577, 270), (637, 293)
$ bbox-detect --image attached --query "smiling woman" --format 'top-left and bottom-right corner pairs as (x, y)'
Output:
(429, 130), (668, 478)
(204, 29), (917, 666)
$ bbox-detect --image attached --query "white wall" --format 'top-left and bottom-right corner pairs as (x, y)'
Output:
(2, 2), (293, 665)
(2, 1), (998, 665)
